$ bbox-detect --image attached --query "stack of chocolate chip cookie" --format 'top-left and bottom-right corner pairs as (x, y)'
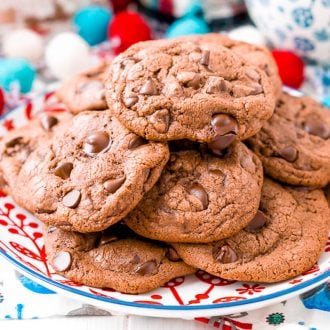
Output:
(1, 34), (329, 294)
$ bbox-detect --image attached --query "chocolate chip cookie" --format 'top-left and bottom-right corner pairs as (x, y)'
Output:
(15, 110), (169, 232)
(194, 33), (282, 98)
(0, 112), (72, 194)
(173, 179), (330, 282)
(125, 142), (263, 243)
(105, 36), (275, 151)
(56, 62), (108, 114)
(248, 92), (330, 187)
(44, 223), (195, 294)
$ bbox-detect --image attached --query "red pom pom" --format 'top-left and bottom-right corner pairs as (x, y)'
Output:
(108, 0), (132, 13)
(272, 50), (305, 89)
(108, 11), (152, 55)
(0, 88), (5, 116)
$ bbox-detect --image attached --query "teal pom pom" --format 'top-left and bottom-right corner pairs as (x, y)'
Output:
(322, 95), (330, 108)
(0, 58), (35, 93)
(73, 6), (112, 46)
(166, 16), (210, 38)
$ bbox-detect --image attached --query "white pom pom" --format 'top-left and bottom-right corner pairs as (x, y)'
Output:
(45, 32), (92, 80)
(3, 29), (44, 63)
(228, 25), (267, 46)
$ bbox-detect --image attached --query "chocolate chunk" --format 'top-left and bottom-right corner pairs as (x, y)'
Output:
(47, 226), (57, 233)
(303, 118), (329, 139)
(40, 114), (58, 131)
(214, 245), (238, 264)
(132, 255), (141, 264)
(186, 73), (201, 89)
(149, 109), (170, 133)
(206, 77), (226, 94)
(211, 114), (238, 136)
(245, 210), (268, 232)
(200, 50), (210, 66)
(62, 190), (81, 208)
(188, 183), (209, 210)
(208, 134), (236, 156)
(54, 162), (73, 179)
(53, 251), (72, 272)
(135, 260), (158, 275)
(83, 132), (110, 155)
(104, 176), (126, 193)
(99, 234), (118, 246)
(245, 68), (260, 82)
(278, 146), (298, 162)
(140, 79), (158, 95)
(128, 135), (147, 149)
(166, 247), (181, 262)
(124, 95), (139, 108)
(5, 136), (23, 148)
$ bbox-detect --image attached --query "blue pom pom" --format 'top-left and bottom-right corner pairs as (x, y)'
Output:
(322, 95), (330, 108)
(166, 16), (210, 39)
(73, 6), (112, 46)
(0, 58), (36, 93)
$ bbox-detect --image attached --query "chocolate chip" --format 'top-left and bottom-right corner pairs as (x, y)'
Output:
(54, 162), (73, 179)
(188, 183), (209, 210)
(186, 73), (201, 89)
(128, 135), (147, 149)
(140, 79), (158, 95)
(124, 95), (139, 107)
(83, 132), (110, 155)
(99, 234), (118, 246)
(245, 210), (268, 232)
(47, 226), (57, 233)
(53, 251), (72, 272)
(208, 135), (236, 156)
(206, 77), (226, 94)
(250, 83), (263, 95)
(5, 136), (23, 148)
(303, 118), (329, 139)
(200, 50), (210, 66)
(132, 255), (141, 264)
(211, 114), (238, 136)
(166, 247), (181, 262)
(62, 190), (81, 208)
(214, 245), (237, 264)
(245, 68), (260, 82)
(40, 114), (58, 131)
(104, 176), (126, 193)
(149, 109), (170, 133)
(278, 146), (298, 162)
(135, 260), (158, 275)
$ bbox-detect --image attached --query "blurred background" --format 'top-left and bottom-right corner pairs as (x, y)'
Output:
(0, 0), (329, 116)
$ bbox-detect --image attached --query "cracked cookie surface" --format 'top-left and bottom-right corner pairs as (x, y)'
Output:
(105, 36), (275, 145)
(173, 179), (330, 282)
(125, 142), (263, 243)
(56, 62), (108, 114)
(0, 112), (72, 195)
(16, 111), (169, 232)
(44, 223), (195, 293)
(248, 92), (330, 187)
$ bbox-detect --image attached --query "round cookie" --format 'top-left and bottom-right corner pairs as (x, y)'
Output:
(0, 111), (72, 194)
(173, 179), (330, 283)
(56, 61), (108, 114)
(125, 142), (263, 243)
(16, 110), (169, 232)
(44, 223), (195, 294)
(193, 33), (282, 98)
(248, 92), (330, 187)
(105, 36), (275, 149)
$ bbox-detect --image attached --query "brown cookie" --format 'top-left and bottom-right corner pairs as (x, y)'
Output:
(0, 112), (72, 194)
(173, 179), (330, 283)
(193, 33), (282, 98)
(248, 92), (330, 187)
(125, 142), (263, 243)
(105, 36), (275, 151)
(15, 111), (169, 232)
(56, 62), (108, 114)
(44, 223), (195, 294)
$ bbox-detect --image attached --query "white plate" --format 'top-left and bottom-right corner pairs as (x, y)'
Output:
(0, 93), (329, 318)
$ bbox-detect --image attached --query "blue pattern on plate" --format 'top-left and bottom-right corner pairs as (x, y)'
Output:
(292, 8), (314, 28)
(18, 274), (55, 294)
(294, 37), (315, 51)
